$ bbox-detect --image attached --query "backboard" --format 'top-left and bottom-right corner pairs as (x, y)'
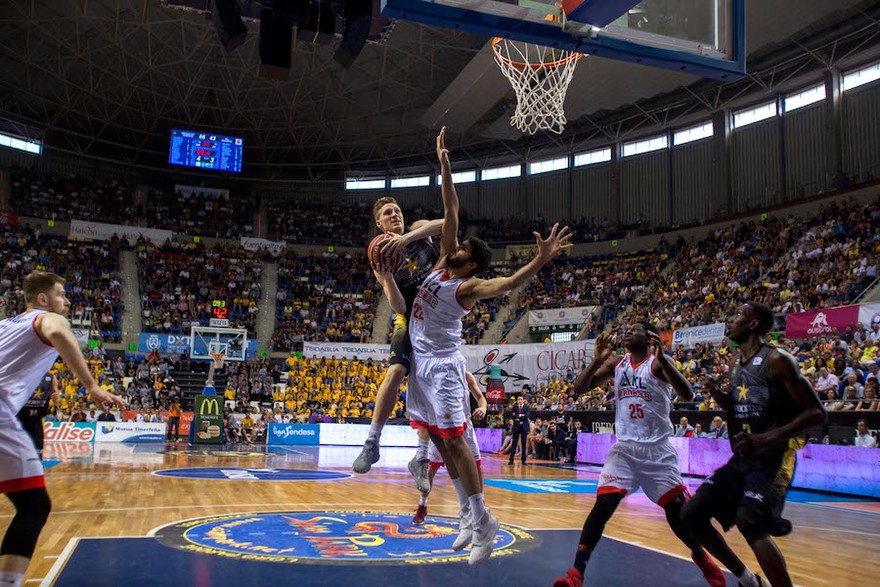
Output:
(190, 326), (248, 363)
(381, 0), (745, 80)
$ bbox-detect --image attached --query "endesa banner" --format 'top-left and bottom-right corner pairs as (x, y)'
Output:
(268, 423), (320, 445)
(95, 422), (166, 443)
(43, 421), (96, 442)
(785, 305), (860, 339)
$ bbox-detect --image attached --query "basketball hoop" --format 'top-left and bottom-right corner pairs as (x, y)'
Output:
(492, 13), (583, 134)
(211, 352), (226, 370)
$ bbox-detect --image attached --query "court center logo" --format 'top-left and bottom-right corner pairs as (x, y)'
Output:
(152, 467), (351, 481)
(152, 511), (538, 565)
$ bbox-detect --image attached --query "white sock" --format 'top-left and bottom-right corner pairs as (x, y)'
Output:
(415, 437), (429, 460)
(419, 494), (428, 507)
(737, 569), (758, 587)
(468, 493), (487, 526)
(367, 424), (383, 444)
(451, 478), (469, 509)
(0, 571), (24, 587)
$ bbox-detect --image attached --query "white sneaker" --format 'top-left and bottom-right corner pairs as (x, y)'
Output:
(452, 505), (472, 551)
(468, 512), (500, 565)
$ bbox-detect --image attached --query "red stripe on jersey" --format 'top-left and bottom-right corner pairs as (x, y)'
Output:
(629, 354), (650, 370)
(454, 280), (474, 311)
(32, 315), (54, 348)
(658, 484), (688, 507)
(597, 486), (627, 497)
(0, 475), (46, 494)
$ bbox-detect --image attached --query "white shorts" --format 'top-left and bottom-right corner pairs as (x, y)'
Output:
(0, 418), (45, 494)
(406, 353), (469, 438)
(597, 439), (686, 505)
(427, 422), (481, 468)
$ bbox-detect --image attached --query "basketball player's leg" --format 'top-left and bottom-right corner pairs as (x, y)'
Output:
(681, 462), (767, 587)
(554, 444), (634, 587)
(735, 467), (793, 587)
(638, 442), (725, 587)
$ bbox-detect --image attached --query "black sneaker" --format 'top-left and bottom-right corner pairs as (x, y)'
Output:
(768, 517), (792, 537)
(352, 440), (380, 473)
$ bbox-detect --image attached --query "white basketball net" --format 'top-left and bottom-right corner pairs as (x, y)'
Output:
(493, 38), (583, 135)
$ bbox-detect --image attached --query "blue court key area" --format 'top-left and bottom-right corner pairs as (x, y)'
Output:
(52, 531), (736, 586)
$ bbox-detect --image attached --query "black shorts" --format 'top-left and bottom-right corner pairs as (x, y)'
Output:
(693, 455), (783, 531)
(389, 314), (412, 374)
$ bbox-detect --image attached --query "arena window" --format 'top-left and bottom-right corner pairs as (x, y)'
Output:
(732, 101), (777, 129)
(528, 156), (569, 175)
(842, 61), (880, 92)
(673, 121), (714, 146)
(784, 84), (826, 113)
(390, 175), (430, 188)
(481, 164), (521, 181)
(345, 178), (386, 190)
(0, 132), (41, 155)
(622, 134), (667, 157)
(436, 170), (477, 184)
(573, 147), (611, 167)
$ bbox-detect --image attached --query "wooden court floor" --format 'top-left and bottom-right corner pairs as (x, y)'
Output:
(2, 442), (876, 586)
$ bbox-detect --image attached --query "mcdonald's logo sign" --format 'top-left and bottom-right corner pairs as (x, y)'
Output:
(199, 397), (220, 416)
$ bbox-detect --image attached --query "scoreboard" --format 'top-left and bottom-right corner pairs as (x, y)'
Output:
(210, 299), (229, 328)
(169, 129), (243, 173)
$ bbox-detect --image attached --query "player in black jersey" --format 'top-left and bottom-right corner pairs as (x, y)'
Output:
(16, 373), (58, 456)
(352, 196), (442, 492)
(681, 302), (825, 587)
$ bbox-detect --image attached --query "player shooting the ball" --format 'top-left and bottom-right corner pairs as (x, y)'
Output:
(351, 193), (443, 495)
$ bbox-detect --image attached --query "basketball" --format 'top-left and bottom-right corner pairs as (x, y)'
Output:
(367, 233), (404, 271)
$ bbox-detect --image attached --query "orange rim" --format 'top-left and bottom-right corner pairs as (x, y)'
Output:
(491, 37), (582, 72)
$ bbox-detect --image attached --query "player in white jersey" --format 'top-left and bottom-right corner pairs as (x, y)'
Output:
(553, 323), (725, 587)
(413, 371), (487, 531)
(404, 127), (571, 565)
(0, 272), (126, 587)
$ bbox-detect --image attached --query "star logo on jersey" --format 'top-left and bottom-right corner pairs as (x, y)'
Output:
(404, 257), (418, 275)
(33, 390), (43, 399)
(737, 384), (749, 401)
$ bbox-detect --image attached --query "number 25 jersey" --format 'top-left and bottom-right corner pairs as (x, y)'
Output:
(613, 354), (674, 443)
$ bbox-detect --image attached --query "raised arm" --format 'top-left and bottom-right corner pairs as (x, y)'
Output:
(379, 219), (444, 259)
(649, 332), (693, 401)
(466, 371), (488, 420)
(458, 223), (572, 307)
(373, 266), (406, 315)
(437, 127), (459, 259)
(572, 333), (618, 395)
(36, 313), (127, 408)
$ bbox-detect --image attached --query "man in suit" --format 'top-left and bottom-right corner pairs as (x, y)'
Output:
(508, 395), (530, 465)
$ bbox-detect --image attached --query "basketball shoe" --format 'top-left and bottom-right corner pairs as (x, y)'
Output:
(451, 505), (472, 550)
(691, 551), (726, 587)
(468, 511), (500, 565)
(552, 567), (583, 587)
(412, 505), (428, 525)
(407, 454), (431, 494)
(352, 440), (379, 473)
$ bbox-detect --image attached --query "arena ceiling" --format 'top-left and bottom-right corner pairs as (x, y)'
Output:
(0, 0), (878, 179)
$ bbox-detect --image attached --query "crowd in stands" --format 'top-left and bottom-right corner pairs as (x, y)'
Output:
(10, 168), (137, 225)
(0, 226), (123, 341)
(472, 215), (625, 245)
(146, 186), (253, 238)
(267, 199), (374, 246)
(273, 250), (379, 351)
(137, 240), (262, 335)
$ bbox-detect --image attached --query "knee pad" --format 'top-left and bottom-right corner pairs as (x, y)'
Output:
(592, 492), (624, 522)
(1, 488), (52, 558)
(679, 491), (710, 527)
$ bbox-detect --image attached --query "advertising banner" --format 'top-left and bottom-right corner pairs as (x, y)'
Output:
(43, 421), (96, 442)
(302, 342), (390, 362)
(94, 422), (166, 443)
(267, 423), (320, 445)
(462, 340), (595, 392)
(670, 322), (726, 349)
(175, 185), (229, 199)
(317, 423), (419, 447)
(858, 302), (880, 329)
(70, 220), (172, 245)
(528, 306), (596, 328)
(0, 210), (18, 227)
(138, 332), (258, 358)
(785, 305), (860, 339)
(241, 237), (285, 256)
(193, 395), (223, 444)
(121, 411), (193, 435)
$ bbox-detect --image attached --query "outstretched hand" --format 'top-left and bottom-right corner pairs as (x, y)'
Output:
(534, 223), (573, 261)
(594, 332), (613, 362)
(437, 126), (450, 167)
